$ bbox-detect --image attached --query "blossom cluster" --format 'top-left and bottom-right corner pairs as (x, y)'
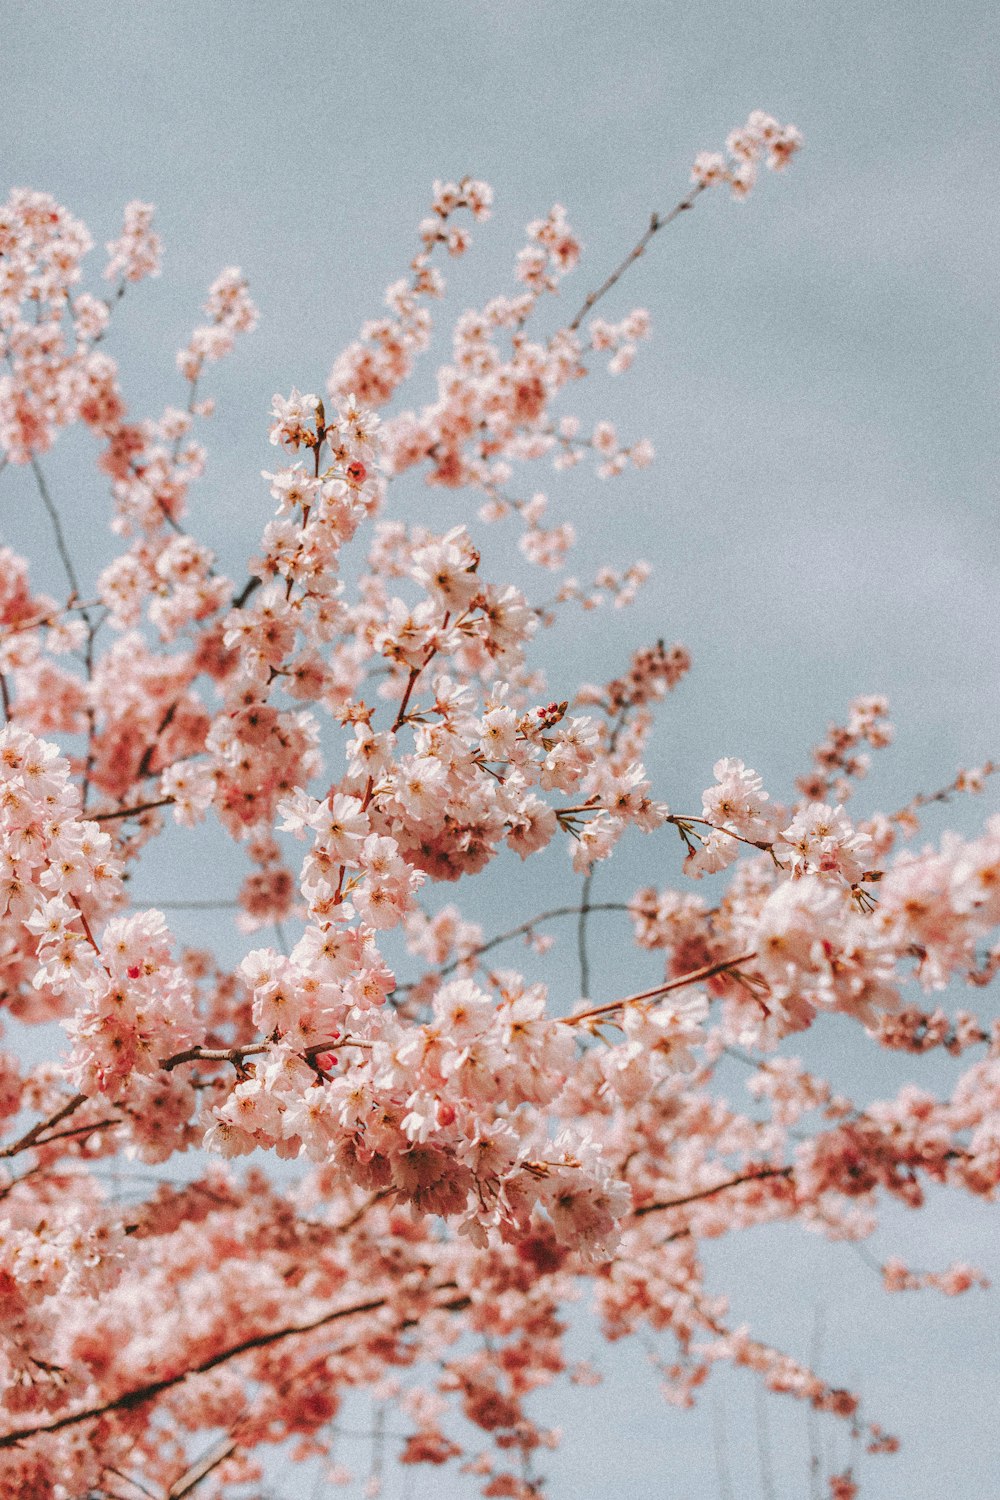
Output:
(691, 110), (804, 197)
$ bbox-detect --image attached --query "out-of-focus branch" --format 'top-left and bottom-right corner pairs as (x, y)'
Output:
(0, 1092), (88, 1160)
(396, 900), (631, 994)
(93, 797), (175, 823)
(632, 1166), (794, 1218)
(577, 871), (594, 999)
(0, 1287), (442, 1451)
(30, 457), (82, 599)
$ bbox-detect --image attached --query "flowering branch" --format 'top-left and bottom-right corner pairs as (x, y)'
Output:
(0, 1291), (393, 1451)
(2, 116), (994, 1498)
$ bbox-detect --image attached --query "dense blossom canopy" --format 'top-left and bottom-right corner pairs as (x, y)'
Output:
(0, 113), (996, 1500)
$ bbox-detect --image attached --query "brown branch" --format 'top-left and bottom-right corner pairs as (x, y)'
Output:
(0, 1162), (45, 1201)
(334, 1189), (392, 1235)
(325, 628), (450, 921)
(31, 1117), (120, 1149)
(566, 181), (707, 333)
(136, 699), (180, 781)
(93, 797), (175, 823)
(568, 951), (759, 1026)
(161, 1036), (351, 1074)
(633, 1166), (794, 1218)
(0, 601), (93, 643)
(891, 760), (1000, 824)
(25, 457), (105, 812)
(397, 900), (630, 993)
(231, 575), (262, 610)
(161, 1042), (272, 1073)
(0, 1294), (388, 1450)
(104, 1464), (158, 1500)
(389, 623), (450, 736)
(668, 813), (775, 855)
(79, 611), (101, 811)
(0, 1093), (88, 1160)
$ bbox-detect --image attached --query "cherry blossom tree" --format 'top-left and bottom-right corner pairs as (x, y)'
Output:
(0, 112), (996, 1500)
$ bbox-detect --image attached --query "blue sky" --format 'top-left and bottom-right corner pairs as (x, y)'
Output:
(4, 3), (999, 1496)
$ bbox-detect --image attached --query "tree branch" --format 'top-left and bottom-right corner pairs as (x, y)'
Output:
(565, 181), (707, 333)
(577, 871), (594, 999)
(0, 1093), (88, 1160)
(30, 457), (81, 599)
(93, 797), (175, 823)
(397, 900), (630, 993)
(633, 1165), (794, 1218)
(569, 951), (759, 1026)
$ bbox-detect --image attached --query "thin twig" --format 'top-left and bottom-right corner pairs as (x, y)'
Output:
(104, 1464), (158, 1500)
(569, 950), (758, 1026)
(577, 871), (594, 999)
(0, 1093), (87, 1160)
(30, 1117), (119, 1149)
(890, 760), (1000, 824)
(79, 611), (100, 809)
(566, 182), (706, 333)
(93, 797), (175, 823)
(632, 1166), (793, 1218)
(30, 457), (81, 598)
(396, 901), (630, 993)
